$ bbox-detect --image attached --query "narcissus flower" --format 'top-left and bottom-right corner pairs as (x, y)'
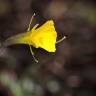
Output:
(3, 13), (66, 62)
(4, 20), (57, 52)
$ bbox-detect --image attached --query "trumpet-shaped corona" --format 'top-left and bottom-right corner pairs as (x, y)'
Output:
(30, 20), (57, 52)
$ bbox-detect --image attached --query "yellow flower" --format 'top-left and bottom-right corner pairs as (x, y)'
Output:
(4, 20), (57, 52)
(3, 13), (66, 63)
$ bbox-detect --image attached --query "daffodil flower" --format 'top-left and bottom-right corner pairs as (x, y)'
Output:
(3, 13), (66, 62)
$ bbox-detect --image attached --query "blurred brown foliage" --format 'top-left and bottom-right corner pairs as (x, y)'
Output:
(0, 0), (96, 96)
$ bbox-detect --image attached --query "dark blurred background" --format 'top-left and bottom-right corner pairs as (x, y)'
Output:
(0, 0), (96, 96)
